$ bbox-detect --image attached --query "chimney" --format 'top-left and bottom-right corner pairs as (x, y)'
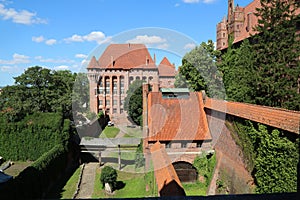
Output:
(153, 53), (156, 64)
(111, 56), (114, 67)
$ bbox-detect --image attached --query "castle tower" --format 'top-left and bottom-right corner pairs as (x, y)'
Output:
(228, 0), (234, 22)
(216, 17), (228, 50)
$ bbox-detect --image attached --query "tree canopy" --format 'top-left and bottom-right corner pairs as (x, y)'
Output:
(175, 40), (224, 98)
(124, 80), (143, 126)
(0, 66), (76, 122)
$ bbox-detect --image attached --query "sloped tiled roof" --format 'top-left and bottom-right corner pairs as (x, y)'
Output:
(147, 92), (211, 141)
(150, 141), (184, 193)
(87, 44), (156, 69)
(158, 57), (176, 77)
(204, 98), (300, 134)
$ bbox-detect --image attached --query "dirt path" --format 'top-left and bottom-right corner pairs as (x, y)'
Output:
(76, 162), (98, 199)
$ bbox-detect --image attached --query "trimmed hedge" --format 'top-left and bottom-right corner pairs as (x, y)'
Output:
(0, 112), (67, 161)
(0, 116), (74, 199)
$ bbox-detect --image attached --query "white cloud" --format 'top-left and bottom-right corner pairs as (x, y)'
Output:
(64, 31), (109, 44)
(182, 0), (216, 4)
(0, 65), (23, 73)
(182, 0), (199, 3)
(35, 56), (74, 64)
(184, 43), (196, 49)
(0, 53), (30, 65)
(157, 43), (169, 49)
(32, 36), (45, 43)
(174, 3), (180, 7)
(0, 3), (47, 25)
(126, 35), (166, 45)
(54, 65), (70, 70)
(45, 39), (57, 45)
(75, 54), (87, 59)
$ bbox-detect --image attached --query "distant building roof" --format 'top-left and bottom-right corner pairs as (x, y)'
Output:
(87, 43), (156, 70)
(150, 141), (185, 196)
(147, 92), (211, 141)
(158, 57), (176, 77)
(160, 88), (189, 93)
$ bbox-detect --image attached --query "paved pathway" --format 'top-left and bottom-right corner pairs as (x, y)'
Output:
(76, 162), (98, 199)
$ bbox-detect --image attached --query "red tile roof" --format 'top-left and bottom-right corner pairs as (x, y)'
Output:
(158, 57), (176, 77)
(204, 98), (300, 134)
(87, 44), (157, 69)
(147, 92), (211, 141)
(150, 141), (184, 193)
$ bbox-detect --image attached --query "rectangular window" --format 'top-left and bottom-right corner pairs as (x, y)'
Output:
(166, 142), (171, 148)
(99, 87), (103, 94)
(113, 99), (117, 106)
(120, 108), (123, 114)
(196, 141), (202, 148)
(113, 82), (117, 94)
(98, 100), (103, 106)
(106, 99), (110, 107)
(181, 142), (187, 148)
(113, 108), (117, 114)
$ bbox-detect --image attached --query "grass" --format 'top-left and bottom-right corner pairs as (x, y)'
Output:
(100, 127), (120, 138)
(182, 182), (207, 196)
(122, 127), (142, 138)
(92, 167), (157, 198)
(60, 165), (82, 199)
(3, 160), (33, 177)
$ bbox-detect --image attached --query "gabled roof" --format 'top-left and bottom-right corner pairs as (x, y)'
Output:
(87, 43), (156, 69)
(147, 92), (211, 141)
(150, 141), (184, 194)
(158, 57), (176, 77)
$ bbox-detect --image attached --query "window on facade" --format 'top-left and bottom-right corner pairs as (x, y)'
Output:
(120, 108), (124, 114)
(98, 100), (103, 106)
(113, 99), (117, 106)
(106, 79), (110, 94)
(181, 142), (187, 148)
(113, 82), (117, 95)
(166, 142), (171, 148)
(196, 141), (203, 148)
(223, 33), (225, 38)
(106, 99), (110, 107)
(237, 24), (239, 30)
(113, 108), (117, 114)
(99, 87), (103, 94)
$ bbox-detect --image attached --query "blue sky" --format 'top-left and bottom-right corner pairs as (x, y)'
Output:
(0, 0), (253, 86)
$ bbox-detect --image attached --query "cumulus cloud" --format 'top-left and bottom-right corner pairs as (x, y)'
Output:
(126, 35), (166, 44)
(0, 53), (30, 65)
(0, 65), (24, 73)
(182, 0), (216, 3)
(64, 31), (110, 44)
(35, 56), (74, 64)
(45, 39), (57, 45)
(184, 43), (196, 49)
(54, 65), (70, 70)
(75, 54), (87, 59)
(32, 36), (45, 43)
(0, 3), (47, 25)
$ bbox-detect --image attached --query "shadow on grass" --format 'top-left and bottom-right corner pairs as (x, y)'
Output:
(115, 181), (126, 190)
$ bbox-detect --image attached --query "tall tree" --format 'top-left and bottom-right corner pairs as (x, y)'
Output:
(252, 0), (300, 110)
(124, 80), (143, 126)
(175, 40), (224, 98)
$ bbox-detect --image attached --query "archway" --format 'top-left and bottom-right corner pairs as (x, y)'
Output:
(172, 161), (198, 183)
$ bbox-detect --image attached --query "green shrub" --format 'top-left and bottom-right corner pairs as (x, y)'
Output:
(100, 166), (118, 190)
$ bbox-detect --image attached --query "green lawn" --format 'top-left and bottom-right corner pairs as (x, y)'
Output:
(100, 127), (120, 138)
(60, 165), (82, 199)
(182, 181), (207, 196)
(3, 161), (33, 177)
(123, 127), (142, 138)
(92, 167), (157, 198)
